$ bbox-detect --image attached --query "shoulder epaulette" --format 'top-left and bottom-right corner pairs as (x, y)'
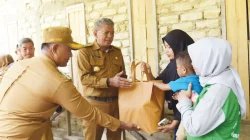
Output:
(113, 46), (121, 50)
(59, 70), (72, 80)
(83, 43), (94, 48)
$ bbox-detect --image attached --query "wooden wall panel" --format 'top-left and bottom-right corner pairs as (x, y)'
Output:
(7, 22), (18, 60)
(130, 0), (158, 79)
(146, 0), (158, 76)
(225, 0), (249, 119)
(66, 3), (86, 96)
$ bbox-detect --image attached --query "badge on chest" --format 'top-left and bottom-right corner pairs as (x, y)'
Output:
(91, 55), (103, 72)
(93, 66), (101, 72)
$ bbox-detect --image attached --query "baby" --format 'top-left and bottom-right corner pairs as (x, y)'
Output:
(154, 51), (203, 140)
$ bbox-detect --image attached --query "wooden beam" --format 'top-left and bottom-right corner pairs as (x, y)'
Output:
(145, 0), (159, 76)
(128, 0), (134, 61)
(66, 3), (86, 135)
(132, 0), (147, 62)
(152, 0), (159, 74)
(225, 0), (250, 119)
(220, 0), (226, 39)
(130, 0), (158, 79)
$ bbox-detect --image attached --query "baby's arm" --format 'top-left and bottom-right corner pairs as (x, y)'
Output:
(153, 82), (171, 91)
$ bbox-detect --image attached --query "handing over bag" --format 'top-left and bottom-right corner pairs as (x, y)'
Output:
(118, 61), (165, 134)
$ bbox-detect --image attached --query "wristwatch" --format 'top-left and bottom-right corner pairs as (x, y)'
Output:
(106, 78), (110, 87)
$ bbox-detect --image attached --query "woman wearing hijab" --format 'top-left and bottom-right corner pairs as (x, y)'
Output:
(0, 54), (14, 83)
(176, 37), (246, 139)
(141, 29), (194, 138)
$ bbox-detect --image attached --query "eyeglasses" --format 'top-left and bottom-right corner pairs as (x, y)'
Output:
(98, 30), (114, 36)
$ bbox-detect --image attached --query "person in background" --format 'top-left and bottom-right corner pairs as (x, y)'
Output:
(141, 29), (194, 139)
(9, 38), (35, 67)
(15, 44), (23, 61)
(0, 54), (14, 82)
(16, 38), (35, 59)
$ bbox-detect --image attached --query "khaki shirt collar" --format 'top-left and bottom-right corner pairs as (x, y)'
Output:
(39, 54), (57, 67)
(93, 40), (114, 52)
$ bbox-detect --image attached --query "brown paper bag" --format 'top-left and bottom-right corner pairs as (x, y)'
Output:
(119, 61), (165, 134)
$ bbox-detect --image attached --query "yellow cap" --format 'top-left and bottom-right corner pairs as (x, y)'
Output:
(42, 27), (83, 50)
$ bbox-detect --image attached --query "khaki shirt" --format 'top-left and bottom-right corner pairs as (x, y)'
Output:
(77, 41), (125, 97)
(0, 55), (120, 139)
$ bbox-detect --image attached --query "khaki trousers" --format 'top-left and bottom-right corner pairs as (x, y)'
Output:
(41, 121), (54, 140)
(83, 99), (121, 140)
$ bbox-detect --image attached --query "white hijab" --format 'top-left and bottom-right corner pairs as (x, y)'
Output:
(188, 37), (246, 118)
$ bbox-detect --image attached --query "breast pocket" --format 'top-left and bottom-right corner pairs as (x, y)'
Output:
(90, 57), (104, 73)
(112, 59), (123, 73)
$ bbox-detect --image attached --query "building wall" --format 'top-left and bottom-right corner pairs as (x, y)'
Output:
(0, 0), (222, 72)
(157, 0), (222, 70)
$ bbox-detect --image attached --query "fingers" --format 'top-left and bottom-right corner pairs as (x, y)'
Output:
(140, 61), (146, 66)
(167, 120), (172, 124)
(140, 62), (147, 72)
(162, 129), (170, 133)
(132, 123), (140, 130)
(118, 78), (132, 88)
(187, 83), (192, 92)
(140, 62), (151, 73)
(120, 121), (140, 131)
(157, 126), (170, 133)
(172, 92), (179, 100)
(184, 83), (192, 97)
(116, 71), (124, 76)
(157, 124), (167, 130)
(110, 75), (132, 88)
(157, 126), (163, 130)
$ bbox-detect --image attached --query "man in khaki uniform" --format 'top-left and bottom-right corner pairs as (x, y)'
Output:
(77, 18), (131, 140)
(0, 27), (139, 140)
(11, 38), (53, 140)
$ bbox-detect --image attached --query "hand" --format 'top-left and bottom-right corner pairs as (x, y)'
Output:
(153, 81), (157, 86)
(109, 71), (132, 88)
(140, 61), (151, 74)
(157, 121), (174, 133)
(175, 83), (192, 101)
(120, 121), (140, 131)
(172, 92), (179, 100)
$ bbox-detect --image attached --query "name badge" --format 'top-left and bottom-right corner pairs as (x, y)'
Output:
(93, 66), (101, 72)
(92, 56), (101, 59)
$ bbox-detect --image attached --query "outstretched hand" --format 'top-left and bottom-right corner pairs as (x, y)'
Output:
(120, 121), (140, 131)
(109, 71), (132, 88)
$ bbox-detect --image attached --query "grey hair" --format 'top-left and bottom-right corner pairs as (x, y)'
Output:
(94, 18), (114, 30)
(17, 38), (34, 49)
